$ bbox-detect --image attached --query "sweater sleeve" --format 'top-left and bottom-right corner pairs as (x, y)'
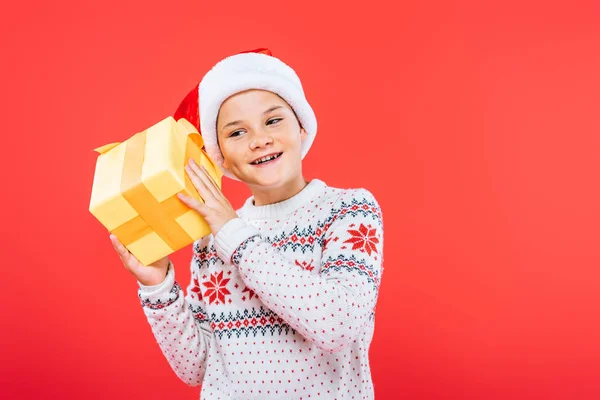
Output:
(136, 241), (214, 386)
(214, 188), (384, 353)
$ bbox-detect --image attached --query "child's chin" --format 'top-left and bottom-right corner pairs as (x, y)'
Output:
(250, 173), (283, 186)
(255, 177), (281, 187)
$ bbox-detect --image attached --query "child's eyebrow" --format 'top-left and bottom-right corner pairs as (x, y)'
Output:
(263, 106), (283, 114)
(222, 120), (243, 130)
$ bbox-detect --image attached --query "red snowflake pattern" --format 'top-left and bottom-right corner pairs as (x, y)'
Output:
(190, 277), (203, 300)
(202, 271), (231, 305)
(242, 286), (257, 301)
(343, 223), (379, 256)
(295, 259), (315, 272)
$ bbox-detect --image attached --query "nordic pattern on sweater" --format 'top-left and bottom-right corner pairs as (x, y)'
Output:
(137, 179), (384, 399)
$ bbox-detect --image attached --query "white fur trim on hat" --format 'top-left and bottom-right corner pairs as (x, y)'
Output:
(198, 52), (317, 181)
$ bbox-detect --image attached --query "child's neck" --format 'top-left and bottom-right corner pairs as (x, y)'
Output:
(251, 176), (309, 206)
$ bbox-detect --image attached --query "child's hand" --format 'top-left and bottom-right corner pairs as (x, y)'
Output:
(177, 159), (238, 237)
(110, 234), (170, 286)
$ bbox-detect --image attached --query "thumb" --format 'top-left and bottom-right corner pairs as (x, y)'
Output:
(110, 234), (136, 269)
(177, 192), (209, 216)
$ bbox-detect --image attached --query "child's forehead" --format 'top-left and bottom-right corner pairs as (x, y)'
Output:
(226, 89), (285, 103)
(216, 91), (298, 129)
(220, 90), (291, 112)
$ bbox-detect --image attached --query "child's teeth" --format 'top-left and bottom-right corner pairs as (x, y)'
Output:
(254, 153), (279, 164)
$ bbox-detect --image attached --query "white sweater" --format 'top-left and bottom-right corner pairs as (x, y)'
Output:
(137, 179), (385, 399)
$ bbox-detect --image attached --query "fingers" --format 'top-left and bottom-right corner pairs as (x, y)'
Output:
(198, 162), (220, 191)
(110, 234), (126, 257)
(177, 191), (209, 216)
(187, 159), (220, 201)
(110, 234), (134, 269)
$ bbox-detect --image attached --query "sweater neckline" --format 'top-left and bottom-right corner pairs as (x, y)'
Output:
(239, 179), (327, 220)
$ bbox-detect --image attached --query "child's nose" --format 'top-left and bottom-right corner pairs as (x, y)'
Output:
(249, 130), (274, 148)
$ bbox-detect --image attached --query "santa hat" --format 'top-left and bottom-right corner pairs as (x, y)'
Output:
(174, 48), (317, 181)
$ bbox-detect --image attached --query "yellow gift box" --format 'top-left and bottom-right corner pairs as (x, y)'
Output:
(89, 116), (223, 266)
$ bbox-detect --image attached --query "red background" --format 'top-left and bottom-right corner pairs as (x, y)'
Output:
(1, 0), (599, 399)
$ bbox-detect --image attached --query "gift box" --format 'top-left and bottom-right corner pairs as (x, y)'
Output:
(89, 116), (223, 266)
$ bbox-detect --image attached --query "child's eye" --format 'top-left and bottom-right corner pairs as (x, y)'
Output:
(229, 130), (243, 137)
(267, 118), (282, 125)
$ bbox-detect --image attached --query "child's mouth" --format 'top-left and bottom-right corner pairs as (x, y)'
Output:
(250, 152), (283, 167)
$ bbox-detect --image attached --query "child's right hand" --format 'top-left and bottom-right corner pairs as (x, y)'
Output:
(110, 234), (170, 286)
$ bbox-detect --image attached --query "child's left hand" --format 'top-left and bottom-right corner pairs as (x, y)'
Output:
(177, 159), (238, 237)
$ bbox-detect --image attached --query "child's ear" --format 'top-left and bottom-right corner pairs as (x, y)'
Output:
(300, 127), (308, 142)
(222, 158), (229, 169)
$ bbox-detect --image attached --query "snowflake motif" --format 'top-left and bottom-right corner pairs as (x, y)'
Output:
(190, 277), (203, 300)
(343, 223), (379, 256)
(242, 286), (257, 301)
(194, 311), (207, 321)
(202, 271), (231, 305)
(295, 259), (315, 272)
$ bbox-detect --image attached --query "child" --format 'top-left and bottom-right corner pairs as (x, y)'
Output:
(110, 48), (385, 399)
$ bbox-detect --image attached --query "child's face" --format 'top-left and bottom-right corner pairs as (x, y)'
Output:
(216, 89), (307, 187)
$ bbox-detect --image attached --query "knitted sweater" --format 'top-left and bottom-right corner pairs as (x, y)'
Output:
(137, 179), (384, 399)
